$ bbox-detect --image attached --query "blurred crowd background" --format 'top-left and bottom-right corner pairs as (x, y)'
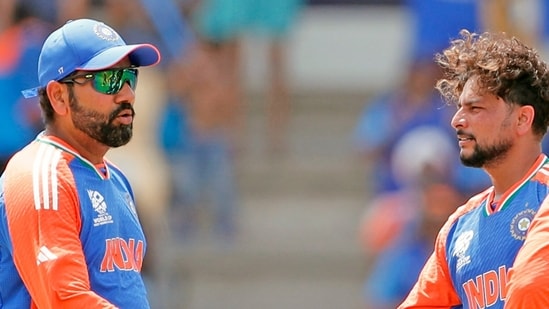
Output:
(1, 0), (548, 308)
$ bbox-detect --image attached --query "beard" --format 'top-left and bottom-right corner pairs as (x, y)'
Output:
(460, 136), (513, 168)
(69, 92), (135, 147)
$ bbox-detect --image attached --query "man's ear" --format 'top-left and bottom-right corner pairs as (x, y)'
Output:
(517, 105), (535, 136)
(46, 81), (70, 116)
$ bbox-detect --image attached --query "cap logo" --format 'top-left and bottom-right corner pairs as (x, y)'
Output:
(93, 23), (119, 41)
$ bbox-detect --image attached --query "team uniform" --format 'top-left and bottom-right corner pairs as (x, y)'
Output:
(0, 134), (150, 308)
(399, 154), (549, 309)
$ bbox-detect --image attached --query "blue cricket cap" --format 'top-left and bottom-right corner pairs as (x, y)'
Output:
(22, 18), (161, 98)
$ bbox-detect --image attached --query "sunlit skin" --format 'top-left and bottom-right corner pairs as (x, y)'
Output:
(451, 77), (540, 200)
(452, 79), (514, 168)
(44, 58), (136, 164)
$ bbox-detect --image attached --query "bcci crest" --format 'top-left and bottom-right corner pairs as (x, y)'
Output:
(510, 209), (536, 240)
(93, 23), (119, 41)
(124, 193), (138, 219)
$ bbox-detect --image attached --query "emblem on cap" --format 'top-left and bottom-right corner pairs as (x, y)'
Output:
(93, 23), (119, 41)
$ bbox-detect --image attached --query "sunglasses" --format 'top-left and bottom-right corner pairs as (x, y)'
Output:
(60, 68), (138, 95)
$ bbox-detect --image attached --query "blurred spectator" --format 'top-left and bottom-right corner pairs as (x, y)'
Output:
(190, 0), (247, 152)
(352, 0), (489, 198)
(158, 62), (193, 239)
(359, 126), (466, 309)
(120, 0), (238, 245)
(362, 180), (464, 309)
(0, 0), (52, 173)
(190, 0), (305, 156)
(352, 57), (455, 194)
(166, 37), (240, 244)
(358, 126), (458, 255)
(243, 0), (305, 155)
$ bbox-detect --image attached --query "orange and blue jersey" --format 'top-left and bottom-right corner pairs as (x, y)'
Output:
(399, 154), (549, 309)
(0, 134), (149, 308)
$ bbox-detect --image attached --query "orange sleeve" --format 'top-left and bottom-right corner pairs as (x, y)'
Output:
(398, 205), (470, 309)
(505, 194), (549, 308)
(4, 149), (117, 308)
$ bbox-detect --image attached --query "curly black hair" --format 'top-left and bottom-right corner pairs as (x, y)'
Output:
(435, 29), (549, 137)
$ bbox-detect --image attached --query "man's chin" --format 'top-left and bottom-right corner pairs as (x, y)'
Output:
(101, 129), (132, 148)
(109, 140), (131, 148)
(109, 136), (132, 148)
(460, 155), (484, 168)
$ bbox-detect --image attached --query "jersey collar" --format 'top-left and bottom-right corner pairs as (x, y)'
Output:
(35, 132), (110, 180)
(484, 154), (548, 215)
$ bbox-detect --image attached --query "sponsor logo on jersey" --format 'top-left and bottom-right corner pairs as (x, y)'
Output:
(88, 189), (113, 226)
(454, 230), (474, 271)
(36, 246), (58, 265)
(100, 238), (144, 272)
(510, 209), (535, 241)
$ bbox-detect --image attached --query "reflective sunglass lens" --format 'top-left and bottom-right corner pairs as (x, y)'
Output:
(94, 69), (137, 95)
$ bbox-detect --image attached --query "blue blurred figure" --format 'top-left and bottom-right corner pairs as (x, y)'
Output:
(353, 57), (456, 194)
(353, 0), (488, 196)
(359, 127), (466, 309)
(0, 1), (51, 173)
